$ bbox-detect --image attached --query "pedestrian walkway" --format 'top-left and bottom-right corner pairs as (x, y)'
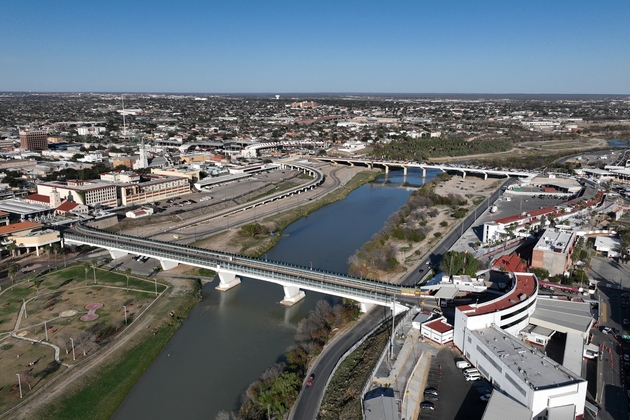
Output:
(402, 351), (432, 420)
(373, 329), (421, 385)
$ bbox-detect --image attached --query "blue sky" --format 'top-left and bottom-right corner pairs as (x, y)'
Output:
(1, 0), (628, 93)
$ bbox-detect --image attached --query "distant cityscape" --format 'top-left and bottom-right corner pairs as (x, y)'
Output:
(2, 92), (630, 420)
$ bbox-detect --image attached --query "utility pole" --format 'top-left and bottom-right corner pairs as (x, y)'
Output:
(17, 374), (22, 398)
(390, 296), (396, 360)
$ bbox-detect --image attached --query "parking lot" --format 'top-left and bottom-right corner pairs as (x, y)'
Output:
(418, 348), (489, 420)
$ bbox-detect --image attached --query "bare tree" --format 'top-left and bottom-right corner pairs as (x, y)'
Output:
(57, 330), (73, 354)
(260, 363), (285, 382)
(77, 331), (96, 356)
(19, 370), (35, 391)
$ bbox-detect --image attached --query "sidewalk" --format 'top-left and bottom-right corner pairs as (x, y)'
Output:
(402, 351), (432, 420)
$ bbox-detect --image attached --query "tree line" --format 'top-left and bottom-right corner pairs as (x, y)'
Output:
(370, 137), (512, 160)
(218, 299), (360, 420)
(348, 180), (468, 279)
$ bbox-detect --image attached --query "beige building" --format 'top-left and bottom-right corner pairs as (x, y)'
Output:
(531, 229), (577, 276)
(151, 167), (201, 181)
(0, 221), (60, 256)
(100, 171), (141, 183)
(120, 174), (189, 206)
(37, 180), (119, 208)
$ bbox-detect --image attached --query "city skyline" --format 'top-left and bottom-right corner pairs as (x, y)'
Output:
(1, 0), (629, 94)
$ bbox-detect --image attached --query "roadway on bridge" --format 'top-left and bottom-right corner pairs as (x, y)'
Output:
(65, 224), (408, 308)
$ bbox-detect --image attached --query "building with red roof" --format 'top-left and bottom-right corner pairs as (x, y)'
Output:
(492, 253), (528, 273)
(420, 316), (453, 345)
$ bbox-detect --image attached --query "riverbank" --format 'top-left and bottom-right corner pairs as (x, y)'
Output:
(348, 173), (502, 283)
(9, 276), (201, 420)
(195, 169), (381, 257)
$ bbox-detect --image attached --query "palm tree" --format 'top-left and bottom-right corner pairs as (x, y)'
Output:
(8, 264), (19, 285)
(83, 262), (90, 283)
(6, 242), (16, 259)
(125, 268), (132, 289)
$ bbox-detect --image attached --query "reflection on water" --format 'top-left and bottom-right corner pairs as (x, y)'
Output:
(113, 168), (436, 419)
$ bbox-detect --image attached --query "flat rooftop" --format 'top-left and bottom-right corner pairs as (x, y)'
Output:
(533, 229), (575, 254)
(530, 297), (593, 335)
(0, 199), (51, 215)
(472, 326), (583, 390)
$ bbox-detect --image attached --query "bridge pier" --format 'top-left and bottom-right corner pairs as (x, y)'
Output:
(384, 165), (389, 174)
(483, 172), (488, 180)
(159, 259), (179, 271)
(280, 286), (306, 306)
(216, 272), (241, 291)
(421, 167), (426, 177)
(108, 249), (128, 259)
(403, 166), (408, 176)
(460, 170), (466, 179)
(360, 302), (375, 313)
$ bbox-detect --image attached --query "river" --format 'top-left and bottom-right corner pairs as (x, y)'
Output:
(112, 168), (438, 420)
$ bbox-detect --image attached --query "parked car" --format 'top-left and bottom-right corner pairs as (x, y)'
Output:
(424, 387), (439, 396)
(420, 401), (435, 410)
(423, 393), (439, 401)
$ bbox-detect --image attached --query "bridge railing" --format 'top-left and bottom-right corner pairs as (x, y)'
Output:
(64, 232), (396, 304)
(71, 224), (402, 294)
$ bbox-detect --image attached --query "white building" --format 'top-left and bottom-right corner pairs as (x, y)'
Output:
(454, 273), (539, 347)
(125, 207), (154, 219)
(77, 126), (106, 136)
(594, 236), (621, 258)
(461, 326), (586, 420)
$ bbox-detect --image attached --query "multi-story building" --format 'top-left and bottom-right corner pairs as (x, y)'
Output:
(530, 229), (576, 276)
(452, 272), (588, 419)
(461, 326), (586, 419)
(37, 180), (118, 208)
(119, 174), (189, 206)
(100, 171), (141, 183)
(19, 129), (49, 151)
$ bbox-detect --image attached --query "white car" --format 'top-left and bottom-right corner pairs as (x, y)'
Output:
(602, 327), (612, 334)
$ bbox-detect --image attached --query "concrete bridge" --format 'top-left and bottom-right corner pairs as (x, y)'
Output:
(63, 224), (408, 314)
(316, 157), (536, 180)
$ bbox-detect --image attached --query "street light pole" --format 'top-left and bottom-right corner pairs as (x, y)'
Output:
(123, 305), (127, 325)
(23, 299), (27, 319)
(70, 338), (75, 361)
(390, 296), (396, 360)
(17, 374), (22, 398)
(44, 320), (48, 341)
(310, 261), (312, 270)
